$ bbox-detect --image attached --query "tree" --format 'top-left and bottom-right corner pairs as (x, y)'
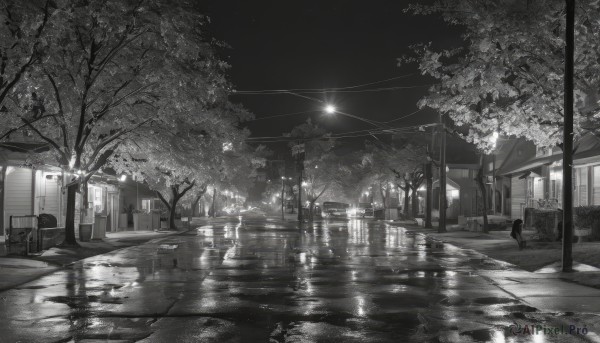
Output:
(1, 0), (233, 244)
(303, 153), (352, 220)
(359, 143), (401, 212)
(113, 104), (259, 229)
(359, 141), (426, 218)
(286, 120), (347, 221)
(394, 166), (425, 219)
(404, 0), (600, 151)
(0, 0), (54, 122)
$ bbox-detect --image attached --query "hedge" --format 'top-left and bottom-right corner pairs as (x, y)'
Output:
(574, 206), (600, 240)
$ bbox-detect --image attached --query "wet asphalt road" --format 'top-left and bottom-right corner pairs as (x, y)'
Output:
(0, 217), (591, 342)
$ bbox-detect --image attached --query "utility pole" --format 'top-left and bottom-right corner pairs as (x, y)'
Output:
(211, 187), (216, 218)
(281, 176), (285, 220)
(425, 159), (433, 228)
(292, 142), (305, 223)
(297, 170), (303, 222)
(562, 0), (575, 272)
(492, 154), (496, 215)
(439, 117), (447, 233)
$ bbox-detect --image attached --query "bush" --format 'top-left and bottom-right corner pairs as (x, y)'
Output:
(574, 206), (600, 240)
(532, 209), (560, 241)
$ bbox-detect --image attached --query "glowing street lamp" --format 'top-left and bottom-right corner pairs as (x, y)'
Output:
(325, 104), (336, 114)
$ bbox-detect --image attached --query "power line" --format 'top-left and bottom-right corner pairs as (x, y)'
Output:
(234, 85), (433, 95)
(246, 124), (437, 143)
(382, 108), (426, 123)
(243, 107), (429, 126)
(244, 110), (318, 122)
(233, 74), (415, 94)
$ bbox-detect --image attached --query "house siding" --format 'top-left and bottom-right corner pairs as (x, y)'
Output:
(511, 177), (526, 220)
(41, 174), (60, 220)
(4, 167), (33, 229)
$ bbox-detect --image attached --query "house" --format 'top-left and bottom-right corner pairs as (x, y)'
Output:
(497, 134), (600, 221)
(0, 142), (163, 237)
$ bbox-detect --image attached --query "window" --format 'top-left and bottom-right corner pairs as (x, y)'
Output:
(593, 166), (600, 205)
(89, 186), (104, 213)
(142, 199), (153, 212)
(575, 167), (588, 206)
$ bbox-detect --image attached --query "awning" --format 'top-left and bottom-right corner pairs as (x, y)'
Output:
(0, 142), (50, 153)
(499, 154), (560, 176)
(501, 148), (600, 176)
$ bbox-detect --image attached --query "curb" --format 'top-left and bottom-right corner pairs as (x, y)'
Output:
(0, 229), (187, 293)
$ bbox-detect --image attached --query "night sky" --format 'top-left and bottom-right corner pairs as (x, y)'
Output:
(201, 0), (465, 153)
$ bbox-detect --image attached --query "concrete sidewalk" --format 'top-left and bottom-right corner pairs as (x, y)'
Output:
(0, 229), (181, 292)
(403, 223), (600, 318)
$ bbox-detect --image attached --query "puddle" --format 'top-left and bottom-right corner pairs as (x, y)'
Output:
(503, 304), (538, 313)
(158, 244), (179, 253)
(15, 285), (48, 290)
(46, 294), (123, 307)
(460, 328), (495, 342)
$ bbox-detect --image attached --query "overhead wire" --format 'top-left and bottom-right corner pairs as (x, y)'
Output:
(245, 123), (437, 143)
(234, 85), (433, 95)
(381, 108), (426, 123)
(244, 110), (318, 122)
(233, 74), (415, 94)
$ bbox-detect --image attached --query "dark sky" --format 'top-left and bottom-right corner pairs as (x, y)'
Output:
(200, 0), (464, 152)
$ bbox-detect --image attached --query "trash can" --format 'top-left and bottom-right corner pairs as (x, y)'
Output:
(79, 223), (93, 242)
(6, 227), (32, 256)
(92, 215), (107, 240)
(8, 216), (38, 255)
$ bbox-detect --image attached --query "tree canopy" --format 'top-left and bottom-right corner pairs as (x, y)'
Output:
(0, 0), (245, 242)
(405, 0), (600, 151)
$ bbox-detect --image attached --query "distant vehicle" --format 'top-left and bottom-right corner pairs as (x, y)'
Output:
(322, 202), (350, 218)
(357, 202), (374, 218)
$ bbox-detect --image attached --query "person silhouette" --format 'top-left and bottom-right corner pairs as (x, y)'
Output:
(511, 219), (526, 250)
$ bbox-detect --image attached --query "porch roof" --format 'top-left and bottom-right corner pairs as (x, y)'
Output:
(499, 134), (600, 176)
(432, 177), (460, 191)
(499, 149), (600, 176)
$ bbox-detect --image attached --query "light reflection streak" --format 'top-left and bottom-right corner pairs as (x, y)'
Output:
(532, 331), (546, 343)
(355, 295), (366, 317)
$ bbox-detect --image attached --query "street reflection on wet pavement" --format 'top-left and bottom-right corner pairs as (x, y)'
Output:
(0, 218), (588, 342)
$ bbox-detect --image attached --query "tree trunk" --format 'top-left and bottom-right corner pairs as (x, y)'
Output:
(289, 184), (295, 213)
(82, 181), (89, 210)
(403, 180), (410, 218)
(63, 181), (79, 246)
(169, 198), (178, 230)
(212, 188), (217, 218)
(308, 201), (315, 222)
(425, 162), (433, 228)
(411, 188), (419, 218)
(476, 155), (489, 233)
(191, 196), (200, 217)
(379, 182), (386, 208)
(191, 189), (206, 217)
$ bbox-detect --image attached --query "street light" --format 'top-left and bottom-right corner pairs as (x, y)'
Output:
(320, 102), (391, 129)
